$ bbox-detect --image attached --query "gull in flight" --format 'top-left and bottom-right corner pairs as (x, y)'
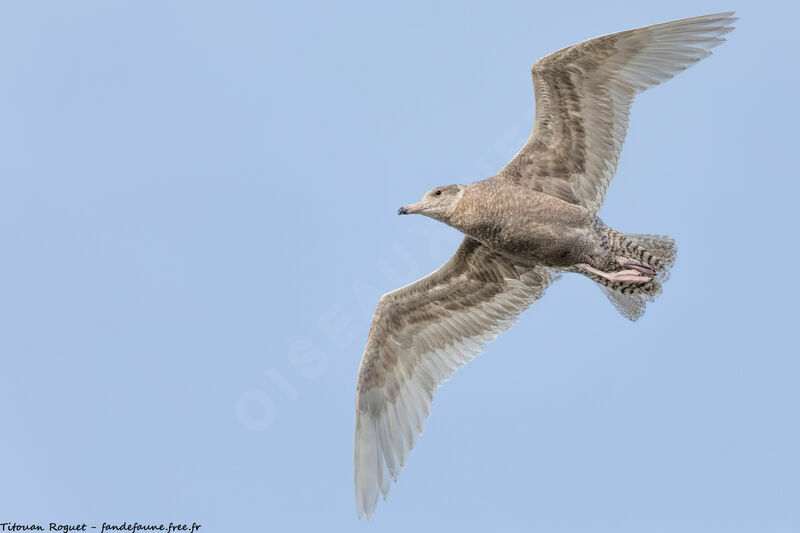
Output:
(354, 12), (735, 519)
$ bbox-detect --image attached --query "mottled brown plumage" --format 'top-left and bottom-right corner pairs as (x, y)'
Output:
(355, 12), (735, 519)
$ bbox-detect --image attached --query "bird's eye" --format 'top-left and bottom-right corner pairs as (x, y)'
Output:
(434, 190), (442, 196)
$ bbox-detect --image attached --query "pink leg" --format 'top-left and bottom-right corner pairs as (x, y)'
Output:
(577, 263), (652, 283)
(616, 256), (656, 276)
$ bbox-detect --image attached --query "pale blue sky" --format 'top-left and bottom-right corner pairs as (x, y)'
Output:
(0, 1), (798, 532)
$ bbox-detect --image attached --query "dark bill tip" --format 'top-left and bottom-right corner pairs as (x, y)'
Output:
(397, 206), (407, 215)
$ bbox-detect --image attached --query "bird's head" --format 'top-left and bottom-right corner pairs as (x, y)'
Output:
(397, 184), (465, 223)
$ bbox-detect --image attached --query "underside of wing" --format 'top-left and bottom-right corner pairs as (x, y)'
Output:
(500, 12), (736, 213)
(354, 237), (556, 518)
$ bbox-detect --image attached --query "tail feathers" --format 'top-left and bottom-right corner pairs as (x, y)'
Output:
(620, 232), (677, 281)
(601, 232), (677, 321)
(600, 286), (650, 321)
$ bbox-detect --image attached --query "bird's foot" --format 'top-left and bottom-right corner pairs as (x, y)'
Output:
(616, 256), (656, 276)
(577, 263), (653, 283)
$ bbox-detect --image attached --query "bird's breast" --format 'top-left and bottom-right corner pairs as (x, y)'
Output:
(450, 188), (594, 267)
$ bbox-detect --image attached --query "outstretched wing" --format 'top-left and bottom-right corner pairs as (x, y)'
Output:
(354, 237), (555, 518)
(499, 12), (736, 213)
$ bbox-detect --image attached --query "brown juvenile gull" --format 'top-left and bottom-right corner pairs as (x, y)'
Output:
(354, 12), (735, 518)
